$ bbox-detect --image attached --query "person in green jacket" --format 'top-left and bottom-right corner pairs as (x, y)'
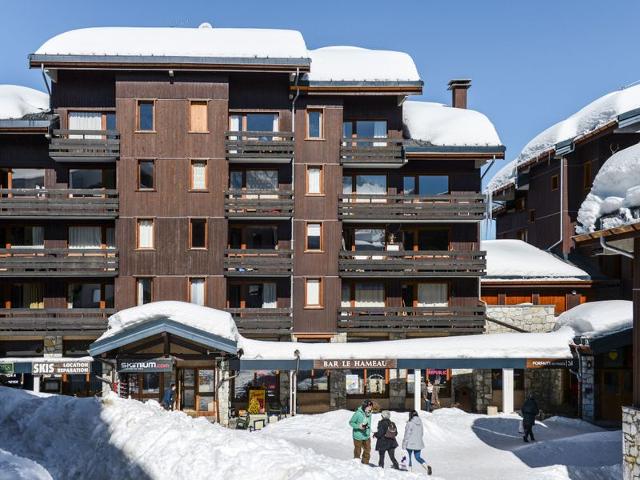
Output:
(349, 400), (373, 465)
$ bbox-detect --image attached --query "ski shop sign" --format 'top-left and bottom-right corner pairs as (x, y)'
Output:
(32, 361), (91, 375)
(117, 358), (173, 373)
(313, 359), (397, 369)
(526, 358), (574, 369)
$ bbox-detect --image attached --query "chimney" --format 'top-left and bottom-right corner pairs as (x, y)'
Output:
(447, 79), (472, 109)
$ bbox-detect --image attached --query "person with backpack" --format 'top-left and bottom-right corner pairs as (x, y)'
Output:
(402, 410), (432, 475)
(521, 393), (540, 442)
(373, 410), (399, 469)
(349, 400), (373, 465)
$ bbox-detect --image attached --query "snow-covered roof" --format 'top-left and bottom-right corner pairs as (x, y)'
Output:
(576, 142), (640, 234)
(555, 300), (632, 339)
(306, 46), (420, 83)
(481, 240), (590, 281)
(0, 85), (49, 120)
(403, 100), (502, 147)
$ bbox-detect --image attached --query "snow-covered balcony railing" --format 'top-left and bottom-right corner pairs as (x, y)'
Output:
(49, 129), (120, 162)
(225, 131), (295, 163)
(337, 302), (486, 333)
(338, 249), (486, 277)
(224, 249), (293, 277)
(224, 190), (294, 219)
(0, 189), (118, 219)
(225, 307), (292, 334)
(338, 193), (485, 222)
(0, 308), (114, 335)
(340, 137), (405, 168)
(0, 248), (118, 277)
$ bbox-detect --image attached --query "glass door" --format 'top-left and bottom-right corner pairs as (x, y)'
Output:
(180, 368), (196, 411)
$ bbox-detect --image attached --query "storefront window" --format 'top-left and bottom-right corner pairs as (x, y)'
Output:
(345, 369), (387, 396)
(491, 369), (525, 390)
(297, 370), (329, 392)
(198, 370), (214, 393)
(142, 373), (160, 394)
(233, 370), (280, 410)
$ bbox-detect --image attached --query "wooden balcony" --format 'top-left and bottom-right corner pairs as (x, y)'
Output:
(224, 249), (293, 277)
(340, 137), (405, 168)
(225, 308), (292, 335)
(225, 131), (294, 163)
(338, 193), (485, 222)
(337, 303), (486, 333)
(49, 129), (120, 162)
(225, 190), (294, 219)
(339, 250), (486, 277)
(0, 249), (118, 277)
(0, 189), (118, 219)
(0, 308), (113, 335)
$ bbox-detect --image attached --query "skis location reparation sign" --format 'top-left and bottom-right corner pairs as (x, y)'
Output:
(32, 361), (91, 375)
(313, 359), (397, 369)
(117, 358), (174, 373)
(526, 358), (574, 369)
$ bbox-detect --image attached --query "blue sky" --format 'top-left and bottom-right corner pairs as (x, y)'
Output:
(2, 0), (640, 185)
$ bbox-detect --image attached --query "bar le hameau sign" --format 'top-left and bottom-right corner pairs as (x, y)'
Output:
(313, 359), (397, 369)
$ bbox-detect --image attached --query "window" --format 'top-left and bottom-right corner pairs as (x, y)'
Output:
(342, 175), (387, 195)
(418, 176), (449, 195)
(243, 283), (277, 308)
(190, 219), (207, 249)
(306, 166), (323, 195)
(69, 226), (102, 249)
(9, 226), (44, 248)
(246, 170), (278, 190)
(345, 369), (387, 396)
(68, 111), (115, 136)
(417, 283), (448, 307)
(354, 229), (385, 251)
(137, 219), (154, 249)
(136, 278), (152, 305)
(191, 160), (207, 190)
(306, 223), (322, 251)
(307, 109), (323, 139)
(529, 209), (536, 223)
(551, 175), (559, 191)
(354, 283), (385, 307)
(137, 101), (154, 131)
(343, 120), (387, 145)
(305, 278), (322, 307)
(229, 113), (279, 139)
(68, 284), (101, 308)
(403, 176), (416, 195)
(189, 278), (205, 306)
(10, 283), (43, 309)
(11, 169), (45, 189)
(583, 162), (592, 191)
(189, 101), (208, 133)
(297, 370), (329, 392)
(138, 160), (154, 190)
(70, 169), (115, 189)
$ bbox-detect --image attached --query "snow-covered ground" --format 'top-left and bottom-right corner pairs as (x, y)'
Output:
(0, 387), (621, 480)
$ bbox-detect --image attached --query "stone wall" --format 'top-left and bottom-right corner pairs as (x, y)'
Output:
(524, 369), (564, 414)
(623, 406), (640, 479)
(580, 355), (595, 423)
(486, 305), (556, 333)
(473, 369), (493, 413)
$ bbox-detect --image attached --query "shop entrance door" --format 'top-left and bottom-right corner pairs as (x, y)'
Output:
(597, 369), (633, 422)
(178, 368), (217, 417)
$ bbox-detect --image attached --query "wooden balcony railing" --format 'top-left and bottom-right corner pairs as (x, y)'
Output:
(225, 190), (294, 218)
(49, 129), (120, 162)
(340, 137), (405, 166)
(0, 308), (114, 334)
(338, 193), (485, 221)
(339, 250), (486, 277)
(224, 249), (293, 276)
(0, 189), (118, 219)
(225, 131), (294, 162)
(225, 308), (292, 334)
(0, 248), (118, 276)
(337, 303), (486, 332)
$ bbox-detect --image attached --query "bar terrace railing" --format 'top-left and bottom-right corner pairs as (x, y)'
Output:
(0, 189), (118, 219)
(225, 131), (295, 162)
(340, 137), (405, 167)
(224, 190), (294, 218)
(0, 308), (114, 335)
(225, 308), (292, 335)
(224, 249), (293, 276)
(0, 248), (118, 276)
(49, 129), (120, 162)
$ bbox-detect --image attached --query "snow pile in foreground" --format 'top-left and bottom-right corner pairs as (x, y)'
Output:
(482, 239), (589, 281)
(403, 101), (502, 146)
(0, 448), (52, 480)
(0, 85), (49, 120)
(555, 300), (632, 338)
(576, 142), (640, 233)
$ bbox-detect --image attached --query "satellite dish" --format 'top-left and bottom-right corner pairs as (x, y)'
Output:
(199, 22), (213, 29)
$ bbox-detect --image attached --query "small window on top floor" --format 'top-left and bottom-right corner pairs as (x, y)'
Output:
(189, 101), (208, 133)
(551, 175), (559, 191)
(137, 100), (155, 131)
(307, 109), (323, 139)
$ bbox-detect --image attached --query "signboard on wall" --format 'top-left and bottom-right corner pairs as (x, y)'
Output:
(117, 358), (173, 373)
(32, 361), (91, 375)
(0, 363), (14, 375)
(526, 358), (574, 369)
(248, 389), (266, 414)
(313, 359), (397, 369)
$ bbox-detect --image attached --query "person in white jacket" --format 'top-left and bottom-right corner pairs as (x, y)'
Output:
(401, 410), (432, 475)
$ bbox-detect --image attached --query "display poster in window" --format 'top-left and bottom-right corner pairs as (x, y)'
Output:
(345, 374), (360, 395)
(248, 388), (266, 414)
(0, 363), (14, 375)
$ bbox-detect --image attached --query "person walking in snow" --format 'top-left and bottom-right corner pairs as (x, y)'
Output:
(423, 380), (434, 412)
(162, 383), (176, 411)
(402, 410), (432, 475)
(374, 410), (400, 469)
(521, 393), (540, 443)
(349, 400), (373, 465)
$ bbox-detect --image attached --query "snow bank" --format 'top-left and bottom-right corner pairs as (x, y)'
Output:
(481, 239), (589, 281)
(307, 46), (420, 82)
(576, 142), (640, 233)
(0, 448), (51, 480)
(0, 85), (49, 120)
(555, 300), (632, 338)
(403, 101), (501, 146)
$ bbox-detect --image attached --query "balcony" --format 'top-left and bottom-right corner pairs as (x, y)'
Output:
(0, 249), (118, 277)
(0, 308), (114, 335)
(225, 131), (295, 163)
(337, 303), (486, 333)
(340, 137), (405, 168)
(225, 308), (292, 335)
(225, 190), (294, 219)
(224, 249), (293, 277)
(49, 129), (120, 162)
(338, 193), (485, 222)
(338, 250), (486, 277)
(0, 189), (118, 219)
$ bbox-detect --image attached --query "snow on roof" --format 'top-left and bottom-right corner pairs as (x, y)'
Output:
(576, 142), (640, 234)
(481, 240), (590, 281)
(555, 300), (632, 338)
(306, 46), (420, 82)
(96, 301), (239, 343)
(35, 26), (309, 60)
(485, 159), (517, 193)
(0, 85), (49, 120)
(402, 101), (502, 147)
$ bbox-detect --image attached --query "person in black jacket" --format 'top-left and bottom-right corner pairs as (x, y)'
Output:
(374, 410), (400, 469)
(521, 394), (540, 442)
